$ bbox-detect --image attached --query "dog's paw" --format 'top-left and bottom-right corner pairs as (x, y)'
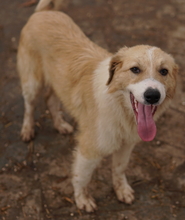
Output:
(21, 126), (35, 142)
(75, 193), (97, 212)
(55, 121), (74, 134)
(114, 183), (135, 204)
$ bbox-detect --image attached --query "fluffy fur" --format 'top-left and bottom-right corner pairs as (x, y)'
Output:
(17, 3), (178, 212)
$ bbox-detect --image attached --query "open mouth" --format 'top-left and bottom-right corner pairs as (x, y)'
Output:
(130, 93), (158, 142)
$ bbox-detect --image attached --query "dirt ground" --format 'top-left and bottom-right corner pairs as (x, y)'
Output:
(0, 0), (185, 219)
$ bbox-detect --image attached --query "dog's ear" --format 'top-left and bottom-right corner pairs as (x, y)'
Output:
(106, 47), (128, 85)
(173, 64), (179, 76)
(171, 63), (179, 95)
(35, 0), (54, 12)
(106, 56), (122, 85)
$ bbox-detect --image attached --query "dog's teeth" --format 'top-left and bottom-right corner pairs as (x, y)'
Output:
(152, 105), (156, 114)
(134, 99), (138, 112)
(135, 104), (137, 109)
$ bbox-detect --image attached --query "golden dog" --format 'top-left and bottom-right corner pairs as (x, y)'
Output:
(17, 0), (178, 212)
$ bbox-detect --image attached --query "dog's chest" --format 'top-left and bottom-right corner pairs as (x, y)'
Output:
(96, 104), (138, 156)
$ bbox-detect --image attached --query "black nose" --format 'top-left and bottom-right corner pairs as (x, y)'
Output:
(144, 88), (161, 104)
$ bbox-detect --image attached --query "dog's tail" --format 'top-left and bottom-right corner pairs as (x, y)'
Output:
(35, 0), (63, 12)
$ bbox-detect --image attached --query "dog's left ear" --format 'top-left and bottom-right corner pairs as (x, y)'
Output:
(106, 55), (122, 85)
(173, 63), (179, 76)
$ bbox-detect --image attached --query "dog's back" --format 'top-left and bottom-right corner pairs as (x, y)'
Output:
(17, 11), (110, 130)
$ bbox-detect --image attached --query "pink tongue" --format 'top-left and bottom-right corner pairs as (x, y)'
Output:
(137, 103), (156, 142)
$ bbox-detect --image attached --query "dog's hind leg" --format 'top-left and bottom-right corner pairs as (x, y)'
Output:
(72, 149), (101, 212)
(46, 88), (73, 134)
(17, 44), (42, 142)
(112, 144), (135, 204)
(20, 77), (41, 142)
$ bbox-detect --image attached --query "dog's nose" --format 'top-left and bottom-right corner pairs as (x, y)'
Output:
(144, 88), (161, 104)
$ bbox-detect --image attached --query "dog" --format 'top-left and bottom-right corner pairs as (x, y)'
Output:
(17, 0), (178, 212)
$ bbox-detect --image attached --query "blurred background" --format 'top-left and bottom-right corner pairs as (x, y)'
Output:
(0, 0), (185, 219)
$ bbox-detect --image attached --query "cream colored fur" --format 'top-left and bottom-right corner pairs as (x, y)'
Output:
(17, 3), (178, 212)
(35, 0), (63, 11)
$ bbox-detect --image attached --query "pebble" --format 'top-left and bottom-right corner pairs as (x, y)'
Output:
(11, 37), (16, 42)
(23, 160), (27, 166)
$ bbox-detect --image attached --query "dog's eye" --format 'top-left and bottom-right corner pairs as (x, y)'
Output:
(159, 68), (168, 76)
(130, 67), (140, 74)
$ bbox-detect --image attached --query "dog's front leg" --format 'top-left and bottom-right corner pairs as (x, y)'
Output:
(72, 149), (101, 212)
(112, 144), (135, 204)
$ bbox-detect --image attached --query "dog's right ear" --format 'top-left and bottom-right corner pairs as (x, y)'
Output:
(106, 55), (122, 85)
(106, 47), (128, 85)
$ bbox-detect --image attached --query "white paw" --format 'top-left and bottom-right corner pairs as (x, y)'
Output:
(75, 193), (97, 212)
(21, 125), (35, 142)
(55, 121), (74, 134)
(114, 183), (135, 204)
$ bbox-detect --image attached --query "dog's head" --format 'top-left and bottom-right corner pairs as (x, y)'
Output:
(106, 45), (178, 142)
